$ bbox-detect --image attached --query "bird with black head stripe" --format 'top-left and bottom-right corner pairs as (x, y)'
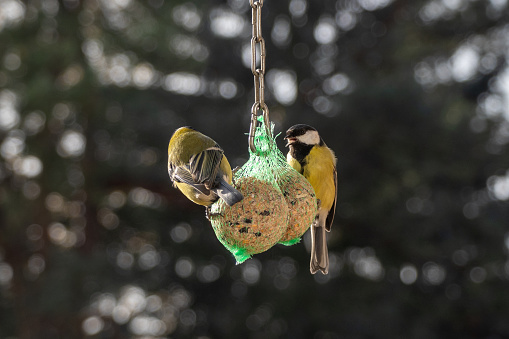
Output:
(285, 124), (337, 274)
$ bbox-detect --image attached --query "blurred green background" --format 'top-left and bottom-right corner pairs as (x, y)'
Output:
(1, 0), (509, 338)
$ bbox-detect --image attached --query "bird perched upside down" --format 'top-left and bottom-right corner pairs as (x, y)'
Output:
(285, 124), (337, 275)
(167, 127), (243, 209)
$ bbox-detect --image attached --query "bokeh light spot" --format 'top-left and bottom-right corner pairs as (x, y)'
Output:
(138, 245), (160, 270)
(358, 0), (394, 11)
(97, 294), (116, 316)
(400, 264), (418, 285)
(13, 155), (43, 178)
(336, 11), (357, 31)
(450, 45), (480, 82)
(422, 262), (446, 285)
(210, 8), (245, 38)
(57, 64), (84, 89)
(314, 17), (337, 44)
(1, 130), (25, 159)
(173, 3), (201, 31)
(0, 0), (26, 32)
(197, 264), (221, 283)
(26, 224), (43, 241)
(108, 190), (127, 209)
(132, 63), (156, 89)
(163, 73), (202, 96)
(4, 52), (21, 71)
(170, 223), (192, 243)
(452, 249), (469, 266)
(112, 305), (131, 325)
(27, 254), (45, 276)
(145, 295), (162, 313)
(218, 80), (238, 99)
(180, 309), (197, 327)
(488, 172), (509, 201)
(242, 260), (261, 285)
(130, 315), (167, 336)
(272, 16), (291, 47)
(289, 0), (307, 17)
(128, 187), (161, 208)
(354, 255), (384, 281)
(0, 98), (20, 130)
(175, 257), (194, 278)
(0, 262), (14, 285)
(23, 111), (46, 135)
(45, 192), (65, 213)
(116, 251), (134, 269)
(57, 130), (86, 158)
(98, 208), (119, 230)
(82, 316), (104, 336)
(323, 73), (350, 95)
(470, 266), (487, 283)
(267, 69), (297, 106)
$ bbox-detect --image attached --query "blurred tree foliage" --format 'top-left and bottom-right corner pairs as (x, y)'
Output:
(1, 0), (509, 338)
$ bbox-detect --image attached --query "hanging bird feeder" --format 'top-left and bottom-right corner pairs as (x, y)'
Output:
(208, 0), (317, 263)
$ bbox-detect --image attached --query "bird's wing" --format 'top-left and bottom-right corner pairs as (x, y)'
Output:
(325, 165), (337, 232)
(169, 164), (210, 195)
(188, 146), (223, 189)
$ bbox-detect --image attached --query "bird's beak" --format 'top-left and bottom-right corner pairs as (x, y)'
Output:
(284, 136), (297, 147)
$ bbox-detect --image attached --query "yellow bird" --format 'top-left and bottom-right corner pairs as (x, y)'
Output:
(168, 127), (243, 207)
(285, 124), (337, 274)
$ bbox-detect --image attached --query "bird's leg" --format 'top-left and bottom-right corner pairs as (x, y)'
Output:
(205, 207), (213, 221)
(313, 215), (319, 226)
(231, 166), (241, 185)
(205, 206), (223, 220)
(311, 199), (320, 225)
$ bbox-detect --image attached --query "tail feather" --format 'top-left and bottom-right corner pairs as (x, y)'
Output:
(213, 178), (243, 206)
(310, 224), (329, 274)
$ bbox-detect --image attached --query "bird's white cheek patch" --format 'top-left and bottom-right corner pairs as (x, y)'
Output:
(298, 131), (320, 145)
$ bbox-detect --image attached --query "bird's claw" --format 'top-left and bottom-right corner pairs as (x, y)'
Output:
(205, 206), (222, 220)
(232, 167), (241, 185)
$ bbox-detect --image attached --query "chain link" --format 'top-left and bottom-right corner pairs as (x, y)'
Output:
(248, 0), (271, 153)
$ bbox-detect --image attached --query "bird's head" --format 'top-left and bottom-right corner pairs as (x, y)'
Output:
(284, 124), (321, 147)
(170, 126), (194, 140)
(168, 126), (200, 161)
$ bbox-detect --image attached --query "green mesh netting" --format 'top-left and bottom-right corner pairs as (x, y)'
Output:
(209, 116), (317, 263)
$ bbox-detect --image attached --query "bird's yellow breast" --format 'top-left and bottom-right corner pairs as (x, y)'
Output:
(286, 154), (302, 173)
(302, 145), (336, 211)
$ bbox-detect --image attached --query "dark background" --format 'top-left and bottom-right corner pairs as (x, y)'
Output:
(1, 0), (509, 338)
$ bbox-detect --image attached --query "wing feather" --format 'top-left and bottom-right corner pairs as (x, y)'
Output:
(188, 146), (223, 188)
(169, 164), (210, 195)
(325, 165), (337, 232)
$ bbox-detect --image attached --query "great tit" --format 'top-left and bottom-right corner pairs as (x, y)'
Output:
(168, 127), (243, 207)
(285, 124), (337, 275)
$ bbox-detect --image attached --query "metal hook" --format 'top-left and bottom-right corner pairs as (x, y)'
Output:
(248, 102), (271, 153)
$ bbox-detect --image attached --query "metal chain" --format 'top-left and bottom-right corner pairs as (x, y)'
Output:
(248, 0), (271, 153)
